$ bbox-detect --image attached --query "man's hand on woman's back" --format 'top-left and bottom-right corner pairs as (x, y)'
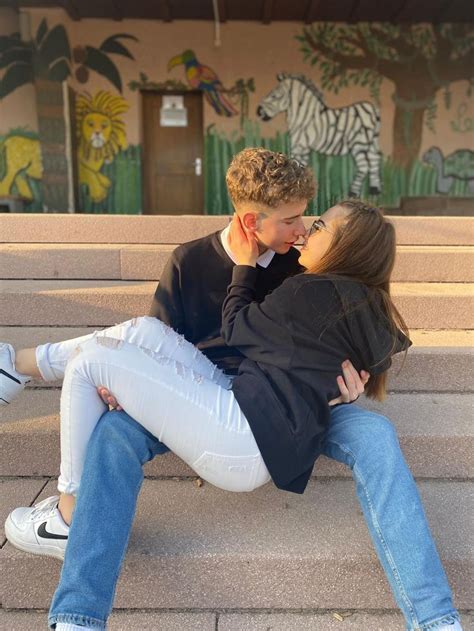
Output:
(328, 360), (369, 406)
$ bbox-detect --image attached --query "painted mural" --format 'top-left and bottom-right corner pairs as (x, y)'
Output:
(168, 50), (237, 117)
(257, 73), (382, 197)
(0, 129), (43, 209)
(76, 90), (142, 213)
(297, 23), (474, 168)
(77, 91), (128, 202)
(1, 12), (472, 214)
(422, 147), (474, 194)
(0, 20), (137, 97)
(207, 23), (474, 213)
(0, 18), (139, 212)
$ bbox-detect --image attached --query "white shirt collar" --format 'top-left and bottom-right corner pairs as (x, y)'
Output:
(220, 224), (276, 268)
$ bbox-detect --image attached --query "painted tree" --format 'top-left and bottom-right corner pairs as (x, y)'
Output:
(0, 18), (137, 98)
(297, 23), (474, 169)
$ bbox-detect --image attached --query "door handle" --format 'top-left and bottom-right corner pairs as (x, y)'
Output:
(194, 157), (202, 176)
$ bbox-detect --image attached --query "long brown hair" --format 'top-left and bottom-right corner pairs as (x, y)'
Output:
(304, 200), (409, 401)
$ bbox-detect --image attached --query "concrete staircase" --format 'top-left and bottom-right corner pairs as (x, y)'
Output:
(0, 213), (473, 631)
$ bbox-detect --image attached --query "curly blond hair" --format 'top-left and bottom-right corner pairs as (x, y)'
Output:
(226, 148), (316, 208)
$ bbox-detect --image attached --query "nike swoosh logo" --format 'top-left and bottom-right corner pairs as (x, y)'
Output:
(0, 368), (21, 385)
(37, 522), (68, 540)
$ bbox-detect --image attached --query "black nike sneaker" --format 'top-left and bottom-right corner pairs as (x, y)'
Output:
(5, 495), (69, 560)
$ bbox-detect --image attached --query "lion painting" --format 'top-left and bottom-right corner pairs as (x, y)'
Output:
(0, 132), (42, 201)
(77, 91), (129, 203)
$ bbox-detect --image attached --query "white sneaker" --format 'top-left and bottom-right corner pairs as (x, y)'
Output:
(0, 343), (30, 405)
(5, 495), (69, 560)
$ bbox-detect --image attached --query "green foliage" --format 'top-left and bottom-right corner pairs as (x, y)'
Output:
(69, 129), (474, 215)
(0, 61), (34, 99)
(0, 21), (72, 98)
(204, 121), (293, 214)
(0, 33), (24, 54)
(128, 74), (188, 92)
(297, 23), (384, 101)
(296, 22), (474, 108)
(35, 23), (71, 78)
(35, 18), (48, 47)
(84, 46), (123, 92)
(203, 126), (473, 215)
(0, 126), (38, 141)
(0, 21), (136, 99)
(100, 33), (138, 59)
(0, 46), (32, 70)
(84, 33), (139, 93)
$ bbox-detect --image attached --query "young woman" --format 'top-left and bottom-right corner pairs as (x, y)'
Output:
(4, 200), (462, 631)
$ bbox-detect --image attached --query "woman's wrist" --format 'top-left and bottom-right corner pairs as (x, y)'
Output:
(235, 260), (257, 268)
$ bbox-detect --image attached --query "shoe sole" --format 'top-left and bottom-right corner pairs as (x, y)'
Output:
(4, 514), (66, 561)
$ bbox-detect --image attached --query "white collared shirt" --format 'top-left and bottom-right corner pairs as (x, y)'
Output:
(220, 224), (276, 269)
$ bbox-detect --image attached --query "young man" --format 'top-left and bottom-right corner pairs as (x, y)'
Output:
(4, 149), (460, 631)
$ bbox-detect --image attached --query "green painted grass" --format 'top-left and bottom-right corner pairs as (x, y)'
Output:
(204, 126), (472, 215)
(5, 128), (472, 214)
(79, 145), (142, 214)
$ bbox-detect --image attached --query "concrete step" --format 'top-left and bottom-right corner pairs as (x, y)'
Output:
(1, 327), (472, 393)
(2, 214), (474, 245)
(0, 610), (217, 631)
(1, 390), (472, 478)
(1, 478), (472, 610)
(0, 244), (173, 281)
(1, 280), (473, 328)
(1, 610), (473, 631)
(2, 243), (473, 282)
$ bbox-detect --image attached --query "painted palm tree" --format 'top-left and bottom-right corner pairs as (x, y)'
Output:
(0, 18), (137, 98)
(168, 49), (238, 117)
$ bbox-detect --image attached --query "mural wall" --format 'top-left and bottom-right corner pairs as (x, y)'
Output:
(0, 9), (472, 214)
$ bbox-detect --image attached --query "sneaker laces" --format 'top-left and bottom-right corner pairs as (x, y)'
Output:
(28, 495), (60, 522)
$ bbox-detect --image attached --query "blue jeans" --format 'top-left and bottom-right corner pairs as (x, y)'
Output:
(48, 405), (459, 630)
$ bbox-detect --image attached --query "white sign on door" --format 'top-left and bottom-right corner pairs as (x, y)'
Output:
(160, 95), (188, 127)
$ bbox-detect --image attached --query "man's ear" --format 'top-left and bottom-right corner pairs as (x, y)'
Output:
(241, 212), (258, 232)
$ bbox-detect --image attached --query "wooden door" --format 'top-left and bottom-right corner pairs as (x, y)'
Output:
(142, 91), (204, 214)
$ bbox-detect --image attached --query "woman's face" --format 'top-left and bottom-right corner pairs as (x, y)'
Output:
(298, 205), (349, 269)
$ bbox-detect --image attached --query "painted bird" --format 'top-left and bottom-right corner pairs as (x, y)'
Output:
(167, 49), (237, 117)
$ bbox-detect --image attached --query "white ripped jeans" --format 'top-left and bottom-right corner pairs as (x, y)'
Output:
(36, 317), (271, 495)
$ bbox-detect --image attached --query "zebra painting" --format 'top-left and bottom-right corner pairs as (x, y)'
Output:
(257, 73), (382, 196)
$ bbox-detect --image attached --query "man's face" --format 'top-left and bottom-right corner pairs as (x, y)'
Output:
(252, 199), (308, 254)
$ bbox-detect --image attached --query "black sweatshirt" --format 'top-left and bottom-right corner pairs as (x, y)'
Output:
(222, 266), (411, 495)
(151, 231), (302, 374)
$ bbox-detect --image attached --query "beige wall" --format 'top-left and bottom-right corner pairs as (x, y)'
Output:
(0, 8), (467, 156)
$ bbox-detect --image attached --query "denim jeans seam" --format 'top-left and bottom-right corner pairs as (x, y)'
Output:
(325, 436), (419, 628)
(352, 460), (419, 628)
(103, 472), (145, 622)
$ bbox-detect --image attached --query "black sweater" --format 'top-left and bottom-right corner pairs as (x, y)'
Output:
(222, 266), (411, 495)
(151, 231), (302, 374)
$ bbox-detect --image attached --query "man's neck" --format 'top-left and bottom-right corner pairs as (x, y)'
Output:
(224, 228), (268, 258)
(257, 241), (269, 256)
(221, 225), (275, 268)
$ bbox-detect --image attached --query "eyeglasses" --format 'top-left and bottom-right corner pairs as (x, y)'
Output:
(307, 218), (333, 238)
